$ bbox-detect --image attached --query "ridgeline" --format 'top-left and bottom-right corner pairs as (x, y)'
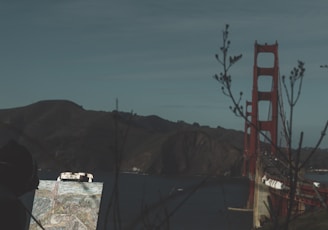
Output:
(0, 100), (326, 176)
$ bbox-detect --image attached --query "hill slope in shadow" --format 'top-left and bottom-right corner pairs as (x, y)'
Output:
(0, 100), (246, 176)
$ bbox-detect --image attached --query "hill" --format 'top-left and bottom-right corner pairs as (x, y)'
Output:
(0, 100), (245, 176)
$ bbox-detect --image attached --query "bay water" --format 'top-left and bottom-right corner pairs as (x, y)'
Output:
(22, 172), (253, 230)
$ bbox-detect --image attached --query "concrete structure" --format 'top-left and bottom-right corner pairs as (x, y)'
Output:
(253, 157), (271, 228)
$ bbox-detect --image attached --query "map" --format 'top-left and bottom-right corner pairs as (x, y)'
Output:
(30, 180), (103, 230)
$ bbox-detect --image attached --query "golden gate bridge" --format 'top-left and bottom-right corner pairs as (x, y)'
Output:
(242, 42), (328, 228)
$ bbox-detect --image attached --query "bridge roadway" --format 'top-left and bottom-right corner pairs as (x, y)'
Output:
(253, 153), (328, 228)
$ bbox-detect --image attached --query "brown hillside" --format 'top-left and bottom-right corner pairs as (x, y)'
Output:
(0, 100), (245, 175)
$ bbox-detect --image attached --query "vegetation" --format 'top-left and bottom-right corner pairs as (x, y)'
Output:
(261, 209), (328, 230)
(213, 24), (328, 230)
(1, 23), (327, 229)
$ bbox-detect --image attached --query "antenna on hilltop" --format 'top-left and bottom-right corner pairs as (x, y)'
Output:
(115, 97), (119, 112)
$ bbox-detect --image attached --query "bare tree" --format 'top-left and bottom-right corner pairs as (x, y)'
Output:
(213, 24), (328, 230)
(103, 99), (134, 230)
(281, 62), (305, 230)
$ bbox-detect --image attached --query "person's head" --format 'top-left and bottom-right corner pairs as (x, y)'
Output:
(0, 140), (39, 196)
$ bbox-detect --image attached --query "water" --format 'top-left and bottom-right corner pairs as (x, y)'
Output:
(22, 172), (253, 230)
(305, 173), (328, 183)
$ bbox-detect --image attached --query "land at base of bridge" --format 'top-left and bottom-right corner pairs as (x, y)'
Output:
(260, 208), (328, 230)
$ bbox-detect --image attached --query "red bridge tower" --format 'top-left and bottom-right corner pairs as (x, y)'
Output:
(244, 41), (279, 208)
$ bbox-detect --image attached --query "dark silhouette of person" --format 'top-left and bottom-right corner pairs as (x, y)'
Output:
(0, 140), (39, 230)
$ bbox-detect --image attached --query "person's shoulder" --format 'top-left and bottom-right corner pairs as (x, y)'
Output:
(0, 184), (27, 229)
(0, 196), (27, 229)
(0, 184), (16, 201)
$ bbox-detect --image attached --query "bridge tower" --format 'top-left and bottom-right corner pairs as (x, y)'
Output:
(244, 41), (279, 208)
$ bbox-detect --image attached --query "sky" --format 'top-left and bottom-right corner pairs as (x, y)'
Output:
(0, 0), (327, 147)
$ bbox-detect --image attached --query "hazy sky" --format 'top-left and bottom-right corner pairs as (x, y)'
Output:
(1, 0), (327, 147)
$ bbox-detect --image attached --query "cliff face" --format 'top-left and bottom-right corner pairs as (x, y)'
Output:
(0, 100), (244, 176)
(150, 130), (243, 175)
